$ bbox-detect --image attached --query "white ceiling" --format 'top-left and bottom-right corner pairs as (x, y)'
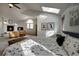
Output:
(0, 3), (77, 21)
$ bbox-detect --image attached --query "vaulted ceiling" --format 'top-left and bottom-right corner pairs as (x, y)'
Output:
(0, 3), (78, 21)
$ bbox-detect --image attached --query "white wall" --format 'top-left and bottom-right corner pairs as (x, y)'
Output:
(0, 17), (6, 36)
(37, 13), (62, 38)
(0, 17), (3, 36)
(0, 17), (18, 36)
(62, 5), (79, 33)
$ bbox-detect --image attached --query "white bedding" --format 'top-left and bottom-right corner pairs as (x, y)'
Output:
(2, 39), (57, 56)
(2, 36), (68, 56)
(30, 36), (68, 56)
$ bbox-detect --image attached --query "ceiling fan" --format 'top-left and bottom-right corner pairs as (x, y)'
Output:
(8, 3), (21, 9)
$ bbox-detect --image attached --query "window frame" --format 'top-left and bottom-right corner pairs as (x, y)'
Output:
(26, 19), (34, 29)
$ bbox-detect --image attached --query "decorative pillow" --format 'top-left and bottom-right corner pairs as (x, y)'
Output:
(56, 34), (65, 46)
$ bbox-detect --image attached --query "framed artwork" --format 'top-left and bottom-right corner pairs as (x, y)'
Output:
(69, 7), (79, 26)
(41, 23), (47, 30)
(17, 27), (23, 31)
(47, 22), (55, 30)
(7, 25), (14, 31)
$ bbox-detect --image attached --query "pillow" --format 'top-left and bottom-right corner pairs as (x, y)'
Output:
(9, 31), (19, 38)
(56, 34), (65, 46)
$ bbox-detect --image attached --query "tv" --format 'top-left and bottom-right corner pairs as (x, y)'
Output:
(17, 27), (23, 31)
(7, 25), (14, 31)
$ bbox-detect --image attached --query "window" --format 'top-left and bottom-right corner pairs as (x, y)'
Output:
(26, 19), (33, 29)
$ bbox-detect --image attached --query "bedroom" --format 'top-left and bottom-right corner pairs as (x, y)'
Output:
(0, 3), (79, 56)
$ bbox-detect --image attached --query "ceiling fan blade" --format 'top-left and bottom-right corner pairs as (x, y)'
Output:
(12, 3), (20, 4)
(13, 4), (21, 9)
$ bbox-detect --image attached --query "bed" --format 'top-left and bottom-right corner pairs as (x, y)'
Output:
(3, 32), (79, 56)
(30, 36), (68, 56)
(2, 39), (57, 56)
(2, 34), (68, 56)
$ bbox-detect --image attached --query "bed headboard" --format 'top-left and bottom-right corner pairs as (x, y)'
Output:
(63, 31), (79, 39)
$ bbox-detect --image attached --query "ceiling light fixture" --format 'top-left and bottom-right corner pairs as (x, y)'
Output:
(4, 22), (9, 24)
(8, 3), (14, 8)
(41, 6), (60, 14)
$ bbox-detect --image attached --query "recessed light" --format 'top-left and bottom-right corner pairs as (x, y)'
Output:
(41, 6), (60, 14)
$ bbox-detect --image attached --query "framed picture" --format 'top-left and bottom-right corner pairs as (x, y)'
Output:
(47, 22), (55, 30)
(17, 27), (23, 31)
(69, 7), (79, 26)
(41, 23), (47, 30)
(7, 25), (14, 31)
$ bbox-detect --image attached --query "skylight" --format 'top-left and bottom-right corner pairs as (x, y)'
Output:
(41, 6), (60, 14)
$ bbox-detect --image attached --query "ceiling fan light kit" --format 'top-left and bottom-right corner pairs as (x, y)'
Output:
(8, 3), (14, 8)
